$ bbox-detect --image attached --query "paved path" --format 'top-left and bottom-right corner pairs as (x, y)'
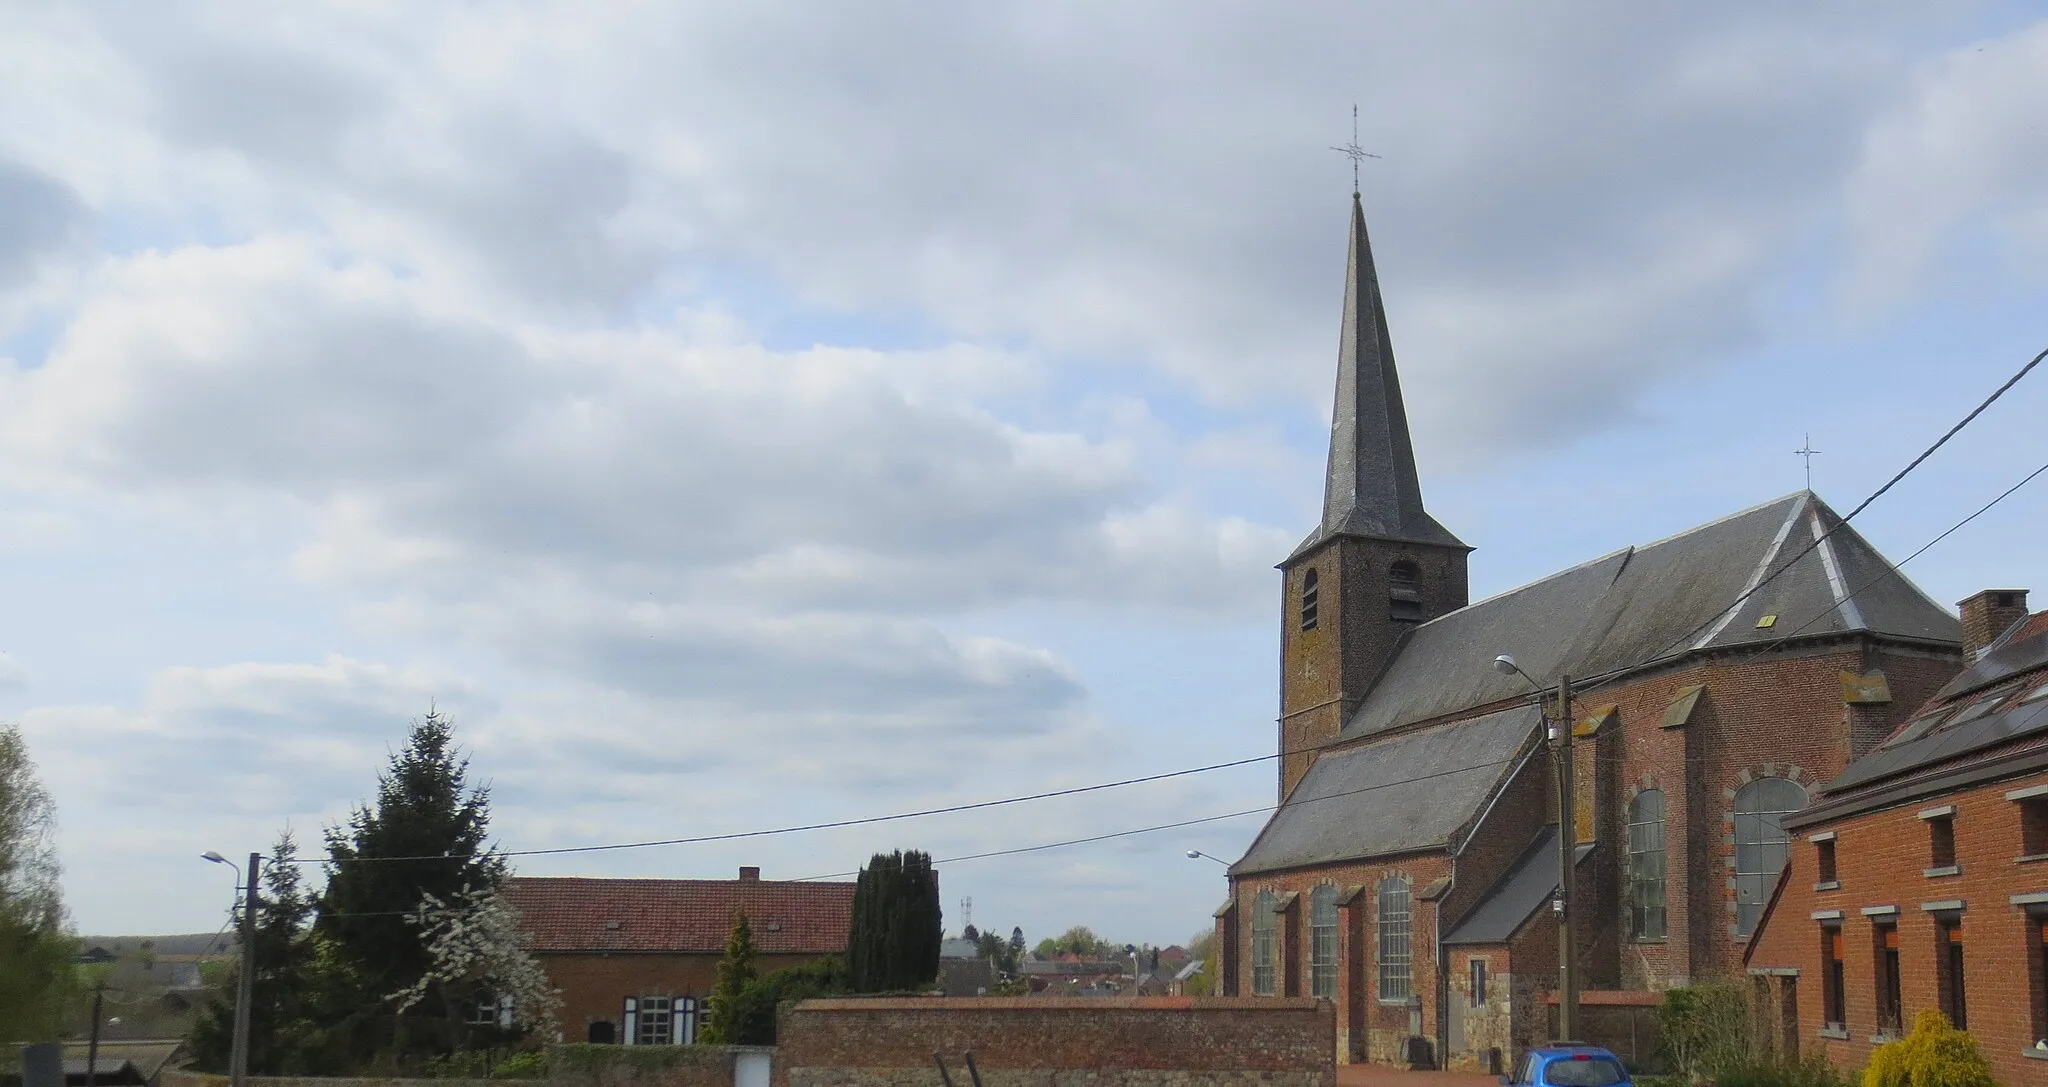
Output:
(1337, 1065), (1500, 1087)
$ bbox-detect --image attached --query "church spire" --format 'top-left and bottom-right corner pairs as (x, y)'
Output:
(1289, 192), (1465, 562)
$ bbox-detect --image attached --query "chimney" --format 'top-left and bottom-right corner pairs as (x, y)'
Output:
(738, 866), (761, 882)
(1958, 589), (2029, 660)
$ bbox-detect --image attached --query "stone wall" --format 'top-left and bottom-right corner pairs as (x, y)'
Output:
(773, 997), (1334, 1087)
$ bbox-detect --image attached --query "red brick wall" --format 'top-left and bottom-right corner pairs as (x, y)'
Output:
(1279, 539), (1468, 799)
(540, 951), (832, 1042)
(1745, 769), (2048, 1084)
(1229, 855), (1450, 1064)
(773, 997), (1333, 1087)
(1245, 632), (1959, 1068)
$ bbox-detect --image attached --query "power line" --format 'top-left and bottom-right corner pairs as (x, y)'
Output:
(286, 749), (1287, 866)
(1563, 340), (2047, 701)
(792, 745), (1535, 880)
(1727, 453), (2048, 666)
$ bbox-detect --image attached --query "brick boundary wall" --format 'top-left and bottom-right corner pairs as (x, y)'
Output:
(774, 997), (1335, 1087)
(162, 1045), (775, 1087)
(164, 1074), (500, 1087)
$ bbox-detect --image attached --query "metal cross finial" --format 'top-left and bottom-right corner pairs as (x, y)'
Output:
(1795, 433), (1823, 490)
(1329, 103), (1379, 194)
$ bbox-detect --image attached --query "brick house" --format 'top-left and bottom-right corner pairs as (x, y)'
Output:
(1215, 192), (1965, 1071)
(1745, 593), (2048, 1082)
(505, 867), (854, 1044)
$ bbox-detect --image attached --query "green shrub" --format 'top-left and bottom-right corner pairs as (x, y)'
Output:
(489, 1050), (550, 1079)
(1715, 1053), (1849, 1087)
(1657, 982), (1756, 1080)
(1862, 1009), (1995, 1087)
(716, 956), (850, 1045)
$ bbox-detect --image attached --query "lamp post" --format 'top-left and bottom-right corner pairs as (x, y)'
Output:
(1492, 654), (1579, 1042)
(204, 851), (261, 1087)
(1184, 850), (1229, 865)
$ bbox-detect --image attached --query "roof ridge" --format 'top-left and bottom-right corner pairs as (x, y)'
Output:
(1414, 493), (1809, 634)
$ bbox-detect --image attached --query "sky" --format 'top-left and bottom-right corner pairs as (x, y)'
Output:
(3, 2), (2047, 948)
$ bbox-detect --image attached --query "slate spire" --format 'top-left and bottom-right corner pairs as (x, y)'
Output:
(1291, 193), (1465, 561)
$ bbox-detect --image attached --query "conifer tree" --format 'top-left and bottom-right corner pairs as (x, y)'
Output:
(846, 850), (940, 992)
(190, 832), (329, 1073)
(317, 709), (503, 1062)
(699, 911), (758, 1043)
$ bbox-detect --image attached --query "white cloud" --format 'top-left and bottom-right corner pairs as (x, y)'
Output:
(1846, 21), (2048, 304)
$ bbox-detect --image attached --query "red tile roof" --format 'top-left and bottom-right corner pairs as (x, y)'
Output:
(504, 875), (855, 955)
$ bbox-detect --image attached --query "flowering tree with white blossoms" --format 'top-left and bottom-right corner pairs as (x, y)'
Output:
(390, 885), (561, 1045)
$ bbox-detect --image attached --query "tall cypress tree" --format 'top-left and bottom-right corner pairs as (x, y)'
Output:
(846, 850), (940, 992)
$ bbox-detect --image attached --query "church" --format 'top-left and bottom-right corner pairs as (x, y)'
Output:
(1214, 193), (1967, 1071)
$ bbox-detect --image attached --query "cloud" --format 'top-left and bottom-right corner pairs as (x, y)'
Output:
(1846, 20), (2048, 304)
(0, 159), (88, 292)
(1, 3), (1968, 453)
(0, 237), (1282, 627)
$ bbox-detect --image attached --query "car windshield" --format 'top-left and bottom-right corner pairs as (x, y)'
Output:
(1543, 1057), (1627, 1087)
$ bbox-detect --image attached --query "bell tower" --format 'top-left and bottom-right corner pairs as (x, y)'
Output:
(1277, 192), (1470, 799)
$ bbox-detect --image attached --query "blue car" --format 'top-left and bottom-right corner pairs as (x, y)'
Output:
(1501, 1044), (1633, 1087)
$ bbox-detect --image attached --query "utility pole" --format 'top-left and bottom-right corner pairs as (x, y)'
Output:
(86, 984), (105, 1086)
(1553, 675), (1579, 1042)
(231, 851), (260, 1087)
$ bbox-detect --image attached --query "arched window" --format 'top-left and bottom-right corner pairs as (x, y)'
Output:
(1734, 778), (1807, 936)
(1388, 561), (1423, 623)
(1309, 884), (1338, 999)
(1626, 790), (1667, 940)
(1300, 569), (1320, 631)
(1376, 875), (1412, 1001)
(1251, 890), (1276, 995)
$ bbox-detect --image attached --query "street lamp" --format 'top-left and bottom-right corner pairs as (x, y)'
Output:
(205, 851), (260, 1087)
(1491, 652), (1580, 1042)
(1184, 850), (1229, 865)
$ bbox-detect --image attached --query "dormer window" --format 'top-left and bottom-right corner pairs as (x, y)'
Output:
(1300, 569), (1320, 632)
(1389, 561), (1423, 623)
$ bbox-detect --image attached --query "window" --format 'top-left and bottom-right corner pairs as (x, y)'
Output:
(1309, 884), (1337, 999)
(1626, 790), (1667, 939)
(1300, 569), (1319, 632)
(1388, 561), (1423, 623)
(2022, 797), (2048, 857)
(1815, 838), (1838, 886)
(1541, 1057), (1629, 1087)
(636, 995), (673, 1045)
(1251, 890), (1276, 996)
(1470, 958), (1488, 1007)
(1936, 919), (1966, 1030)
(1872, 923), (1901, 1038)
(1734, 778), (1806, 936)
(1377, 875), (1412, 1001)
(465, 994), (504, 1027)
(1820, 926), (1845, 1030)
(1926, 812), (1957, 872)
(2028, 911), (2048, 1049)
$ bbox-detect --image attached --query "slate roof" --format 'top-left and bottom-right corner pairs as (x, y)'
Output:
(1289, 193), (1465, 563)
(504, 875), (855, 954)
(1799, 618), (2048, 819)
(1441, 827), (1594, 946)
(1233, 705), (1539, 876)
(1346, 492), (1959, 738)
